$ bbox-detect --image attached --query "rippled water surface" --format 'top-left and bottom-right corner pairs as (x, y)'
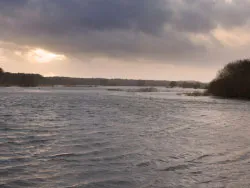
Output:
(1, 87), (250, 188)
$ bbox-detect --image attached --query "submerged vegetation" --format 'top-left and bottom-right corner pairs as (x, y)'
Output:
(181, 90), (209, 97)
(207, 59), (250, 99)
(107, 87), (158, 92)
(127, 87), (158, 92)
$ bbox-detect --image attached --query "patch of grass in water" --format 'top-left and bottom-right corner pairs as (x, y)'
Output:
(107, 87), (158, 92)
(180, 91), (210, 96)
(128, 87), (158, 92)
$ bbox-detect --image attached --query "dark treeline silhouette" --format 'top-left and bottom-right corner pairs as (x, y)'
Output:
(0, 67), (206, 88)
(0, 70), (42, 87)
(208, 59), (250, 99)
(42, 77), (206, 88)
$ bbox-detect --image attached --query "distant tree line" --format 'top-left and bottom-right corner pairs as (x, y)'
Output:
(208, 59), (250, 99)
(0, 67), (207, 88)
(0, 68), (42, 87)
(42, 77), (207, 88)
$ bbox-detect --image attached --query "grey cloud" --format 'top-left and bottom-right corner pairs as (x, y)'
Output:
(214, 0), (250, 28)
(0, 0), (250, 65)
(0, 0), (171, 34)
(170, 0), (250, 33)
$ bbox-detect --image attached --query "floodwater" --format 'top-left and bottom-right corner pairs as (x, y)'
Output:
(1, 87), (250, 188)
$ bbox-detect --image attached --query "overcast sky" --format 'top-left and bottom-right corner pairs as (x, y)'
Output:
(0, 0), (250, 81)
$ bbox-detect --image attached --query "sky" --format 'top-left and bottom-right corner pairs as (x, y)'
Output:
(0, 0), (250, 82)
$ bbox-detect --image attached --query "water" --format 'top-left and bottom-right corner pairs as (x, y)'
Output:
(1, 87), (250, 187)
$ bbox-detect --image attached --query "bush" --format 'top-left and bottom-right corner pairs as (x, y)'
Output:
(207, 59), (250, 99)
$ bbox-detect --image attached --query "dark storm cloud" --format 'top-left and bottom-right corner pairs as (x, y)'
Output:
(170, 0), (250, 33)
(53, 0), (170, 34)
(1, 0), (250, 64)
(0, 0), (27, 7)
(0, 0), (29, 15)
(0, 0), (171, 34)
(214, 0), (250, 28)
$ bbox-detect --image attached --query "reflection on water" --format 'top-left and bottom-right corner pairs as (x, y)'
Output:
(1, 87), (250, 187)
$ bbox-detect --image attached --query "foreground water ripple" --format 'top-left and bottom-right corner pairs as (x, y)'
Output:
(1, 87), (250, 187)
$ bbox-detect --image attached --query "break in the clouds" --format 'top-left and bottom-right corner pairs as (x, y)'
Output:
(1, 0), (250, 81)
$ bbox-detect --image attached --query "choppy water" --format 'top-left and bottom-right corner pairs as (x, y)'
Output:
(1, 87), (250, 188)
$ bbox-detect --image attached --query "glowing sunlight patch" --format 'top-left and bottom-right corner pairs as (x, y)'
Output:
(212, 26), (250, 47)
(28, 48), (66, 63)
